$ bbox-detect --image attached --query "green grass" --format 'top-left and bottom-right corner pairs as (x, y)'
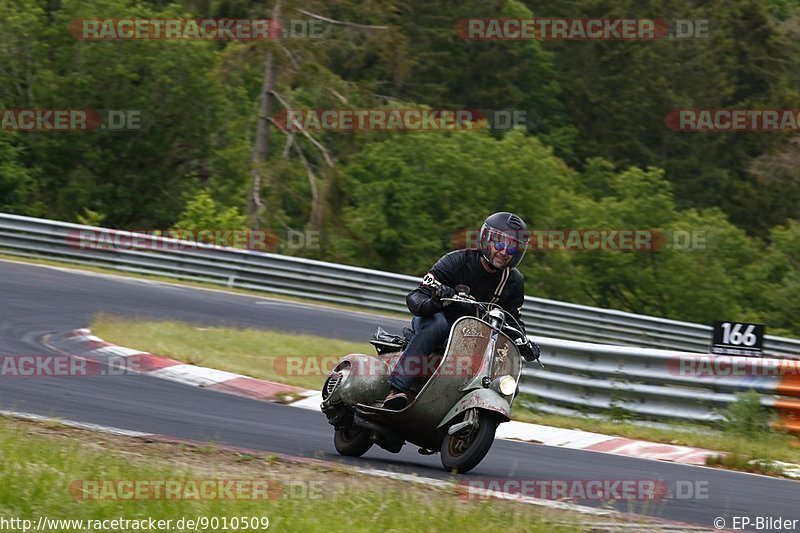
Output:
(92, 314), (374, 390)
(0, 417), (584, 532)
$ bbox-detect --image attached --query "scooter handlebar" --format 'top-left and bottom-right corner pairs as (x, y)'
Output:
(504, 325), (525, 338)
(440, 294), (478, 304)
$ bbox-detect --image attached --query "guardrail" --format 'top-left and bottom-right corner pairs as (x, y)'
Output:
(1, 213), (799, 357)
(1, 213), (798, 430)
(524, 337), (800, 433)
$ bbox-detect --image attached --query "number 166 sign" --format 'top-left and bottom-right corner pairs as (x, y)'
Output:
(710, 321), (765, 357)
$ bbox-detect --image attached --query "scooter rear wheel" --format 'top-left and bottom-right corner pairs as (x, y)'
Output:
(440, 410), (498, 474)
(334, 425), (373, 457)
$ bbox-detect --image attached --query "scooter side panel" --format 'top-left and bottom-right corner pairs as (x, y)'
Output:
(401, 317), (492, 426)
(357, 318), (497, 450)
(334, 353), (393, 406)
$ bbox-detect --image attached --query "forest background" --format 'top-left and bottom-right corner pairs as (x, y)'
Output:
(1, 0), (798, 336)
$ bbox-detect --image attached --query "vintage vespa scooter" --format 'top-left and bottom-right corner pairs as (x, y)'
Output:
(321, 289), (534, 473)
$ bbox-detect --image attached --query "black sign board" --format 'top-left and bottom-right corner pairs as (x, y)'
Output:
(710, 321), (765, 357)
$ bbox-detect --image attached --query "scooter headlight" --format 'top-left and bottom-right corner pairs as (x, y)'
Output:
(497, 375), (516, 396)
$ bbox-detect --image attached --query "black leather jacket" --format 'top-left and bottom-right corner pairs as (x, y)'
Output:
(406, 249), (526, 334)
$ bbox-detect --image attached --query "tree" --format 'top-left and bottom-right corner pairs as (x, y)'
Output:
(523, 0), (800, 233)
(174, 189), (248, 246)
(0, 134), (37, 215)
(334, 129), (578, 272)
(1, 0), (228, 228)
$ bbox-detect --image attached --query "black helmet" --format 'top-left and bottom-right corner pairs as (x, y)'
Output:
(479, 212), (529, 269)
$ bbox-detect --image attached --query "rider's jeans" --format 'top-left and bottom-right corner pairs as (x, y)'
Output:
(388, 312), (452, 393)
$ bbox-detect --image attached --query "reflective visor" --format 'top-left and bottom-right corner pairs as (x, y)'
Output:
(486, 229), (528, 255)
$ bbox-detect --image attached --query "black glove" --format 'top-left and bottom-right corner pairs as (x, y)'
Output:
(516, 338), (541, 362)
(432, 284), (456, 304)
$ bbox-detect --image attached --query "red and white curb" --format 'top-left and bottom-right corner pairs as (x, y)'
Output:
(495, 421), (724, 465)
(51, 329), (306, 402)
(56, 329), (729, 466)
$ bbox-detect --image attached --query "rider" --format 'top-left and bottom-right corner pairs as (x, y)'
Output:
(383, 211), (541, 410)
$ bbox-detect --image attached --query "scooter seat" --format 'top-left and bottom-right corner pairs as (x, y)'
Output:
(369, 326), (411, 355)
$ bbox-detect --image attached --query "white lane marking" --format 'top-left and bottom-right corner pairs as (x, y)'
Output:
(91, 345), (143, 357)
(349, 467), (720, 530)
(349, 466), (614, 516)
(748, 459), (800, 479)
(147, 364), (244, 387)
(291, 392), (323, 410)
(0, 410), (153, 437)
(496, 421), (615, 447)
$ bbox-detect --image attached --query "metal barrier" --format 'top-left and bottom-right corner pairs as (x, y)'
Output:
(1, 213), (798, 356)
(525, 337), (800, 433)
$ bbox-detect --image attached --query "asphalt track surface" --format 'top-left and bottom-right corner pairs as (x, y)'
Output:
(1, 259), (798, 531)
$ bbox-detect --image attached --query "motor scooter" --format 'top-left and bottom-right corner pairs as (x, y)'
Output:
(321, 290), (529, 473)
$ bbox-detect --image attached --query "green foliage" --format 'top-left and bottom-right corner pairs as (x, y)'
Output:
(607, 388), (636, 422)
(718, 390), (773, 435)
(756, 221), (800, 336)
(174, 190), (247, 233)
(0, 134), (37, 215)
(75, 207), (106, 227)
(525, 0), (800, 232)
(333, 129), (576, 272)
(1, 0), (226, 227)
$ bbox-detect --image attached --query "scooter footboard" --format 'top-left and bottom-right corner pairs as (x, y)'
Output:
(437, 388), (511, 430)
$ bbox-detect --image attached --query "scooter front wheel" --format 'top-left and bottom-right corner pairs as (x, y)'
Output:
(440, 409), (498, 474)
(334, 425), (373, 457)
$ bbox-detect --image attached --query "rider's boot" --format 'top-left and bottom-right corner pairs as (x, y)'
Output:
(383, 387), (415, 410)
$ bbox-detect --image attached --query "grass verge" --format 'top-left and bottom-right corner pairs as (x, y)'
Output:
(0, 416), (599, 532)
(91, 314), (372, 390)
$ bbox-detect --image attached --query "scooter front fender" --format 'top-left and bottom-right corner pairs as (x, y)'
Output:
(437, 388), (511, 430)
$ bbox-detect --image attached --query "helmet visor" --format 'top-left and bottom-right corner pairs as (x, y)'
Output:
(485, 228), (528, 256)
